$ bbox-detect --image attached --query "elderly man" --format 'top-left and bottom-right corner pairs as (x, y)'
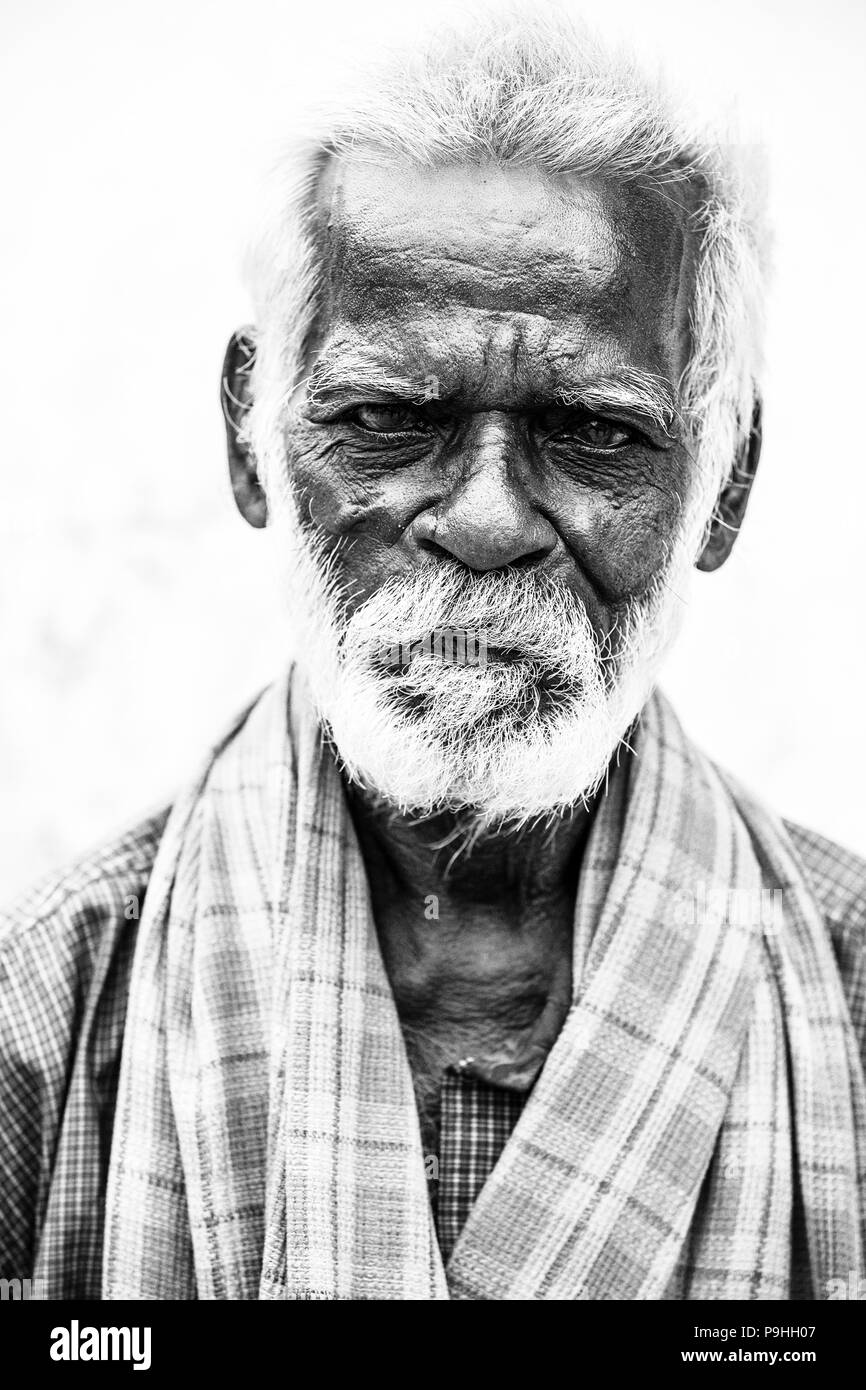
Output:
(2, 13), (865, 1302)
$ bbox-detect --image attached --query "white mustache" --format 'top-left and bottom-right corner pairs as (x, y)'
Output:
(345, 561), (606, 674)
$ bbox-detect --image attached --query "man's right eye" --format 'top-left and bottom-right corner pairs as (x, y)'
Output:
(350, 404), (428, 436)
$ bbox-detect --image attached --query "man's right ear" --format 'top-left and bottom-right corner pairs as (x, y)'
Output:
(221, 329), (268, 528)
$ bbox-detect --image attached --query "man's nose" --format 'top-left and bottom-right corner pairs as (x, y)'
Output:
(408, 415), (558, 572)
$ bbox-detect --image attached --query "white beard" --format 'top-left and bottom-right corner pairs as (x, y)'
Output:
(266, 484), (701, 826)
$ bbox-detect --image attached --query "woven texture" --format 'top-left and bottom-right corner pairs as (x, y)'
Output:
(94, 671), (866, 1299)
(3, 672), (866, 1299)
(436, 1071), (528, 1263)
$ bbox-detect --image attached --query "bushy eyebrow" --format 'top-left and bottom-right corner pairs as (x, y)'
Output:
(306, 345), (681, 437)
(555, 370), (682, 437)
(306, 346), (437, 407)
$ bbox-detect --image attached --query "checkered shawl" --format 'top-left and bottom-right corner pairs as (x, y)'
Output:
(102, 671), (866, 1300)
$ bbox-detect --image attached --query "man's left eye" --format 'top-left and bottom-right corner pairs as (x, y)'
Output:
(350, 404), (427, 435)
(566, 418), (634, 451)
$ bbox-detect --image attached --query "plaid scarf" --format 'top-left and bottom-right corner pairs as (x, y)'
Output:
(103, 671), (866, 1299)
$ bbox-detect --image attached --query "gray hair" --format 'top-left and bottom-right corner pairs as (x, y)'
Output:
(242, 7), (769, 535)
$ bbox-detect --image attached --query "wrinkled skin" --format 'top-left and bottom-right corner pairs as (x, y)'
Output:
(221, 155), (760, 1142)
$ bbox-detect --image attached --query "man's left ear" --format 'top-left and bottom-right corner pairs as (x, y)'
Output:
(221, 328), (268, 528)
(696, 398), (762, 572)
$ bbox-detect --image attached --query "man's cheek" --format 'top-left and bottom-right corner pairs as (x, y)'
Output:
(290, 455), (432, 563)
(579, 492), (685, 603)
(285, 470), (418, 617)
(287, 434), (379, 538)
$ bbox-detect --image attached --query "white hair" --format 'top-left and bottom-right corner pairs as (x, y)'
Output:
(241, 5), (769, 541)
(234, 7), (770, 822)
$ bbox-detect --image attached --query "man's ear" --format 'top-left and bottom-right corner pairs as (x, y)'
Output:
(221, 328), (268, 528)
(696, 398), (762, 572)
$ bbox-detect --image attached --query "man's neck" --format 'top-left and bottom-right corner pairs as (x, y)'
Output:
(348, 790), (594, 1032)
(347, 789), (593, 908)
(347, 789), (595, 1141)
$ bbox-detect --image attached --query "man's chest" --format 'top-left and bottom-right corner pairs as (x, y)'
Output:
(371, 888), (575, 1145)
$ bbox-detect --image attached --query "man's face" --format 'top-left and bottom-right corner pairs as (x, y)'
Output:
(292, 155), (696, 630)
(264, 155), (706, 820)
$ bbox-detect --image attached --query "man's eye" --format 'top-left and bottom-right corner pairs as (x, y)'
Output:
(567, 418), (633, 451)
(350, 404), (427, 435)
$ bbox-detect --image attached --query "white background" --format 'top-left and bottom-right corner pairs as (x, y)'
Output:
(2, 0), (864, 896)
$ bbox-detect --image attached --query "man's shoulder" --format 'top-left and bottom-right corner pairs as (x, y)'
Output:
(783, 818), (866, 943)
(781, 818), (866, 1053)
(708, 745), (865, 944)
(0, 809), (172, 1286)
(0, 807), (170, 984)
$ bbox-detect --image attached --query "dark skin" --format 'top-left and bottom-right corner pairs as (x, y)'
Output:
(221, 156), (761, 1140)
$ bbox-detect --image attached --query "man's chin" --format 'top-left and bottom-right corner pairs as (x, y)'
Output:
(324, 694), (625, 824)
(345, 755), (613, 826)
(303, 620), (657, 821)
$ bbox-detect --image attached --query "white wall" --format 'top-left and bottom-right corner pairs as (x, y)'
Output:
(2, 0), (864, 896)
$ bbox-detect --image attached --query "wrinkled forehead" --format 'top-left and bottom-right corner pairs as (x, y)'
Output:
(310, 152), (698, 393)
